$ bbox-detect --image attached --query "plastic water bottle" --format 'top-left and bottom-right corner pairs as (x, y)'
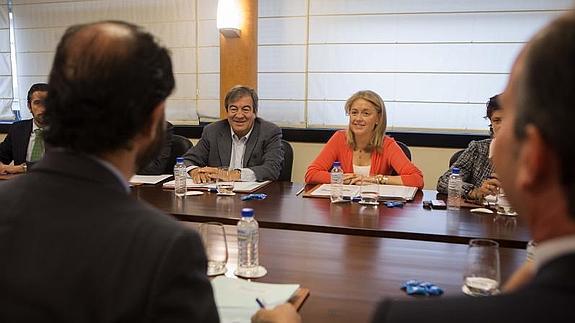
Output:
(330, 161), (344, 203)
(447, 167), (462, 210)
(237, 208), (259, 275)
(173, 157), (187, 197)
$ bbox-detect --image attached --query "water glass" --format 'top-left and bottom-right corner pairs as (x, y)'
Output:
(359, 176), (379, 205)
(463, 239), (501, 296)
(216, 166), (235, 195)
(199, 222), (228, 276)
(496, 188), (518, 216)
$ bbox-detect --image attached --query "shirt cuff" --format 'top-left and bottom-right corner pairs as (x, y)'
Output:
(239, 168), (257, 182)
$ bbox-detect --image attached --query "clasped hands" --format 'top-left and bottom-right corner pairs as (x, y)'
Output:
(0, 163), (25, 174)
(469, 176), (501, 201)
(189, 166), (241, 184)
(342, 173), (378, 185)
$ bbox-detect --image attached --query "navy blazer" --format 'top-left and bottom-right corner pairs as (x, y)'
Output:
(371, 252), (575, 323)
(0, 119), (32, 165)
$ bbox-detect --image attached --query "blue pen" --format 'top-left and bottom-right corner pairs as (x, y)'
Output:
(256, 298), (266, 309)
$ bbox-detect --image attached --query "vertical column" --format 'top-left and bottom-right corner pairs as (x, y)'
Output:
(219, 0), (258, 118)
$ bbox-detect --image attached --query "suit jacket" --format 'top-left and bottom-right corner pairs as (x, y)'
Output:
(0, 151), (219, 323)
(138, 122), (174, 175)
(183, 118), (284, 181)
(371, 252), (575, 323)
(0, 119), (32, 165)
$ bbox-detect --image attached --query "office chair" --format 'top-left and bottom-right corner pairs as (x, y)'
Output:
(164, 135), (193, 173)
(278, 140), (294, 182)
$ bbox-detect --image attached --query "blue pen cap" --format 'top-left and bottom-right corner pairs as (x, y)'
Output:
(451, 167), (460, 175)
(241, 208), (254, 218)
(176, 157), (184, 163)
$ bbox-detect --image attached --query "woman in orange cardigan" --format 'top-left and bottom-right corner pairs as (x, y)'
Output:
(305, 90), (424, 189)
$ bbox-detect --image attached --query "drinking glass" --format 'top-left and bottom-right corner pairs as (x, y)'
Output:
(199, 222), (228, 276)
(359, 176), (379, 205)
(463, 239), (501, 296)
(496, 188), (518, 216)
(216, 166), (235, 195)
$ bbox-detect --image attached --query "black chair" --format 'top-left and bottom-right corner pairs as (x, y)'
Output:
(449, 149), (465, 167)
(391, 141), (411, 176)
(278, 140), (294, 182)
(395, 141), (411, 161)
(164, 135), (193, 173)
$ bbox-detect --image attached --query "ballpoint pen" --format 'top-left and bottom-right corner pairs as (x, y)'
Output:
(256, 298), (266, 309)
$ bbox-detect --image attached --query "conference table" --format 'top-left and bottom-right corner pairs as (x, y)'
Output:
(132, 182), (531, 248)
(132, 182), (531, 322)
(182, 223), (526, 323)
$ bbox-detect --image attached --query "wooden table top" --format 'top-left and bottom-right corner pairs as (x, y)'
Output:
(133, 182), (531, 248)
(184, 223), (526, 323)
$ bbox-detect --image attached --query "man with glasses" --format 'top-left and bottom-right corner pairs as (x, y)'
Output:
(184, 85), (284, 183)
(0, 83), (48, 174)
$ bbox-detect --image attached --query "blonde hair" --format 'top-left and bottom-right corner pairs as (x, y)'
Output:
(344, 90), (387, 152)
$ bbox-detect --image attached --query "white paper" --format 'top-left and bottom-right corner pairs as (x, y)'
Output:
(129, 174), (172, 185)
(162, 179), (270, 193)
(211, 276), (299, 323)
(309, 184), (417, 200)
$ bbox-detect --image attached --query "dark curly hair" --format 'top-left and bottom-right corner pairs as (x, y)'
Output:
(44, 21), (175, 154)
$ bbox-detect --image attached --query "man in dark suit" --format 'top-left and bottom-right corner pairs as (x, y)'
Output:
(252, 11), (575, 323)
(0, 83), (48, 174)
(183, 85), (284, 183)
(0, 21), (218, 322)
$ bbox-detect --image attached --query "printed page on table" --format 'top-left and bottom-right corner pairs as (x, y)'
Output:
(378, 184), (418, 201)
(211, 276), (300, 323)
(308, 184), (361, 198)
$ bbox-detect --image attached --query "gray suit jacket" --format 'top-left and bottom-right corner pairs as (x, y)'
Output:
(183, 118), (283, 181)
(0, 151), (219, 323)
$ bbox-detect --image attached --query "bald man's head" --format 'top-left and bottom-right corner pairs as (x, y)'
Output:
(44, 21), (174, 154)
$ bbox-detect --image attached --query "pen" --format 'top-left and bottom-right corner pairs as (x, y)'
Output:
(256, 298), (266, 309)
(295, 186), (305, 196)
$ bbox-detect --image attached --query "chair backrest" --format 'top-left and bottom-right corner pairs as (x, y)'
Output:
(449, 149), (465, 167)
(278, 140), (294, 182)
(164, 135), (193, 173)
(390, 140), (412, 176)
(395, 141), (412, 161)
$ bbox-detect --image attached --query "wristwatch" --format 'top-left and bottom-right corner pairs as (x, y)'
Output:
(22, 163), (27, 173)
(376, 175), (389, 185)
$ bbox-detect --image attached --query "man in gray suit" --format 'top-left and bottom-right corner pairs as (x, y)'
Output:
(184, 85), (284, 183)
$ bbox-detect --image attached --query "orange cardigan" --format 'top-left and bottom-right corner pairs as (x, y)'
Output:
(305, 130), (424, 189)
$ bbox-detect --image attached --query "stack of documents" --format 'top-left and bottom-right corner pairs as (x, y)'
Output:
(211, 276), (299, 323)
(307, 183), (418, 201)
(162, 179), (271, 193)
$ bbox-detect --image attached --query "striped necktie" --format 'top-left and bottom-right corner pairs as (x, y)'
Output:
(30, 129), (45, 162)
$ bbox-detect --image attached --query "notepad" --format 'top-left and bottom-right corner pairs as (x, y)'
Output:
(306, 183), (418, 201)
(162, 179), (271, 193)
(211, 276), (300, 323)
(129, 174), (172, 185)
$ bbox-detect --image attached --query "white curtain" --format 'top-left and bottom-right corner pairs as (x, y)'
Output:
(0, 3), (12, 120)
(11, 0), (221, 124)
(258, 0), (571, 132)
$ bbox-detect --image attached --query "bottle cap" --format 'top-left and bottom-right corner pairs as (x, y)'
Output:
(332, 161), (341, 167)
(176, 157), (184, 163)
(241, 208), (254, 217)
(451, 167), (460, 175)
